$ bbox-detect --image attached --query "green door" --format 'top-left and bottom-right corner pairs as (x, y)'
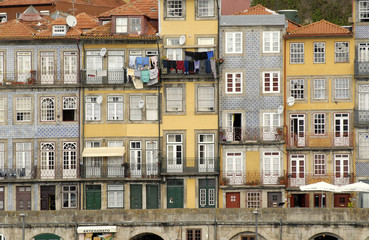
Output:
(86, 185), (101, 210)
(146, 184), (159, 209)
(199, 179), (216, 208)
(34, 233), (61, 240)
(167, 179), (183, 208)
(130, 184), (142, 209)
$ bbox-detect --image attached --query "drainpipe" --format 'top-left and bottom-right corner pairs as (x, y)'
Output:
(81, 39), (86, 210)
(283, 33), (288, 199)
(215, 0), (220, 210)
(156, 37), (162, 180)
(280, 218), (283, 240)
(214, 216), (217, 240)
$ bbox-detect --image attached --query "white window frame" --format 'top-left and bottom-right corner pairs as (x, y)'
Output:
(63, 97), (77, 121)
(225, 72), (242, 94)
(198, 134), (215, 172)
(166, 38), (182, 60)
(0, 98), (4, 123)
(198, 0), (215, 17)
(263, 152), (281, 182)
(335, 42), (349, 63)
(52, 25), (66, 35)
(167, 134), (183, 172)
(359, 133), (369, 159)
(62, 185), (77, 208)
(146, 141), (158, 175)
(166, 0), (184, 17)
(198, 37), (215, 52)
(146, 95), (158, 121)
(290, 43), (304, 64)
(225, 32), (242, 54)
(263, 71), (280, 93)
(0, 143), (4, 173)
(290, 79), (305, 99)
(85, 96), (101, 121)
(63, 142), (77, 173)
(313, 113), (326, 135)
(130, 141), (142, 177)
(313, 79), (326, 100)
(313, 42), (325, 63)
(335, 78), (350, 99)
(166, 87), (183, 112)
(198, 86), (215, 112)
(16, 97), (31, 122)
(0, 13), (7, 23)
(314, 154), (326, 175)
(16, 142), (32, 178)
(129, 96), (142, 121)
(247, 192), (261, 208)
(41, 142), (55, 171)
(116, 17), (128, 33)
(108, 96), (124, 121)
(263, 31), (280, 53)
(40, 97), (55, 122)
(108, 185), (124, 208)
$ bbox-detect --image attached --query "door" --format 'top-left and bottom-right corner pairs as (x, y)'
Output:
(226, 152), (243, 184)
(263, 113), (280, 140)
(290, 114), (305, 147)
(130, 184), (142, 209)
(40, 143), (55, 179)
(359, 89), (369, 123)
(85, 185), (101, 210)
(40, 52), (54, 84)
(63, 142), (77, 178)
(334, 154), (350, 185)
(199, 179), (216, 208)
(290, 194), (309, 207)
(226, 192), (240, 208)
(314, 193), (326, 208)
(290, 154), (305, 186)
(17, 52), (31, 82)
(334, 193), (350, 207)
(334, 113), (349, 146)
(263, 152), (281, 184)
(108, 51), (124, 84)
(198, 134), (215, 172)
(130, 141), (142, 177)
(167, 179), (183, 208)
(267, 192), (282, 207)
(242, 236), (255, 240)
(63, 52), (77, 84)
(146, 185), (159, 209)
(359, 43), (369, 62)
(40, 186), (55, 210)
(226, 113), (242, 141)
(16, 186), (31, 210)
(34, 233), (61, 240)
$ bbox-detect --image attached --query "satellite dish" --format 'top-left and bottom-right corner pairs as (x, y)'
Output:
(100, 48), (107, 57)
(66, 15), (77, 27)
(179, 35), (186, 45)
(138, 99), (144, 109)
(96, 96), (103, 104)
(287, 96), (295, 107)
(277, 106), (284, 114)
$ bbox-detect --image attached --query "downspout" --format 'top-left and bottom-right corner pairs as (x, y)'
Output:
(81, 39), (86, 210)
(215, 0), (220, 212)
(76, 38), (82, 211)
(156, 37), (162, 179)
(283, 33), (288, 206)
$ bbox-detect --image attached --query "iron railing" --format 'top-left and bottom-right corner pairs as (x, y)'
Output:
(287, 172), (354, 187)
(81, 69), (127, 84)
(0, 70), (79, 85)
(355, 61), (369, 77)
(286, 132), (354, 148)
(161, 157), (219, 174)
(354, 110), (369, 126)
(220, 170), (286, 186)
(219, 127), (285, 143)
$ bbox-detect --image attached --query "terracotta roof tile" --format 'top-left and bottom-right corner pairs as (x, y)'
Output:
(0, 0), (52, 6)
(52, 17), (67, 25)
(287, 19), (301, 33)
(0, 19), (37, 39)
(0, 0), (126, 7)
(287, 19), (352, 38)
(99, 0), (158, 19)
(234, 4), (277, 15)
(75, 12), (99, 29)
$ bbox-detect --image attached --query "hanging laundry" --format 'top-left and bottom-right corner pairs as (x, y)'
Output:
(150, 56), (158, 69)
(129, 56), (137, 68)
(194, 60), (200, 73)
(199, 60), (206, 74)
(205, 59), (212, 73)
(184, 60), (189, 75)
(143, 57), (150, 68)
(134, 69), (141, 79)
(207, 51), (214, 59)
(210, 59), (217, 78)
(162, 60), (168, 74)
(148, 68), (159, 86)
(141, 70), (150, 83)
(136, 57), (143, 69)
(177, 61), (185, 73)
(133, 78), (143, 89)
(127, 68), (135, 83)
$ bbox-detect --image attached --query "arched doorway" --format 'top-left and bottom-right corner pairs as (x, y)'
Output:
(311, 233), (342, 240)
(33, 233), (62, 240)
(130, 233), (164, 240)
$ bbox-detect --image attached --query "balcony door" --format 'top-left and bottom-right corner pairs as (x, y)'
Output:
(359, 87), (369, 122)
(17, 52), (31, 82)
(63, 52), (78, 84)
(290, 114), (305, 147)
(226, 113), (242, 141)
(226, 152), (243, 185)
(359, 43), (369, 62)
(334, 113), (349, 146)
(40, 51), (54, 84)
(198, 134), (214, 172)
(290, 154), (305, 187)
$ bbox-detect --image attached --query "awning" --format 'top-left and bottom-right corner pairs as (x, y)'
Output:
(77, 226), (117, 233)
(81, 147), (125, 157)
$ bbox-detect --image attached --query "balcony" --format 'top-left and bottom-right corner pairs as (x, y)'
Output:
(219, 127), (285, 144)
(220, 170), (286, 186)
(0, 166), (79, 181)
(286, 132), (353, 149)
(355, 61), (369, 78)
(354, 110), (369, 126)
(0, 70), (79, 86)
(161, 157), (219, 175)
(81, 69), (127, 85)
(126, 162), (160, 178)
(287, 173), (354, 188)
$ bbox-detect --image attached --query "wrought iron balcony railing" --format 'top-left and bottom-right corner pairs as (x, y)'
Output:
(355, 61), (369, 77)
(219, 127), (285, 143)
(161, 157), (219, 174)
(354, 110), (369, 126)
(286, 132), (353, 148)
(287, 172), (354, 188)
(220, 170), (286, 186)
(81, 69), (127, 85)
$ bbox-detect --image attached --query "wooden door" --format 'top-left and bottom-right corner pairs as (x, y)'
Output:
(40, 185), (55, 210)
(267, 192), (282, 207)
(334, 194), (350, 208)
(146, 185), (159, 209)
(130, 184), (142, 209)
(167, 179), (183, 208)
(226, 192), (240, 208)
(16, 186), (31, 210)
(86, 185), (101, 210)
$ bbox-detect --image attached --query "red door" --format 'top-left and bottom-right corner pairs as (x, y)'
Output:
(334, 194), (350, 208)
(226, 192), (240, 208)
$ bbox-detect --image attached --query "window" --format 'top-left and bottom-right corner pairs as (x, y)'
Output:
(108, 51), (125, 83)
(16, 143), (32, 177)
(130, 96), (142, 120)
(198, 0), (214, 17)
(247, 192), (261, 208)
(0, 143), (4, 175)
(108, 96), (124, 120)
(40, 51), (54, 84)
(41, 97), (55, 122)
(167, 134), (183, 172)
(313, 79), (326, 99)
(63, 97), (77, 121)
(198, 134), (215, 172)
(86, 51), (102, 84)
(41, 142), (55, 171)
(187, 229), (201, 240)
(52, 25), (66, 35)
(334, 154), (349, 178)
(167, 0), (184, 17)
(167, 38), (182, 60)
(0, 98), (4, 122)
(17, 51), (31, 82)
(199, 179), (215, 208)
(166, 87), (183, 111)
(290, 79), (304, 99)
(0, 13), (7, 23)
(360, 1), (369, 21)
(263, 113), (280, 140)
(226, 152), (243, 184)
(0, 187), (4, 210)
(313, 113), (326, 135)
(85, 96), (101, 121)
(108, 185), (124, 208)
(335, 78), (349, 99)
(198, 37), (215, 52)
(130, 141), (142, 177)
(263, 31), (280, 53)
(314, 154), (326, 175)
(263, 152), (281, 184)
(40, 10), (50, 15)
(226, 73), (242, 93)
(198, 86), (215, 111)
(146, 95), (158, 120)
(108, 140), (123, 147)
(146, 141), (158, 175)
(225, 32), (242, 54)
(116, 17), (128, 33)
(314, 42), (325, 63)
(290, 43), (304, 63)
(335, 42), (349, 63)
(359, 133), (369, 159)
(0, 52), (4, 84)
(16, 97), (31, 122)
(263, 72), (279, 93)
(130, 18), (141, 32)
(62, 185), (77, 208)
(63, 142), (77, 178)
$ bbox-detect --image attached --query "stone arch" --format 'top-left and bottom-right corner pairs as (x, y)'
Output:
(32, 233), (63, 240)
(229, 231), (267, 240)
(309, 232), (343, 240)
(130, 232), (165, 240)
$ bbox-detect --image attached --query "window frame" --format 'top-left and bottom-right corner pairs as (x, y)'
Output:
(166, 86), (184, 112)
(166, 0), (185, 19)
(290, 43), (304, 64)
(107, 184), (124, 208)
(225, 32), (242, 54)
(62, 185), (77, 208)
(246, 192), (261, 208)
(197, 0), (215, 18)
(263, 31), (280, 53)
(85, 96), (101, 121)
(197, 86), (215, 112)
(314, 154), (326, 175)
(313, 113), (326, 135)
(107, 96), (124, 121)
(0, 97), (5, 123)
(313, 79), (326, 100)
(290, 79), (305, 100)
(334, 78), (350, 100)
(262, 71), (280, 93)
(62, 97), (77, 122)
(15, 97), (32, 123)
(335, 42), (349, 63)
(186, 229), (201, 240)
(359, 1), (369, 21)
(225, 72), (242, 94)
(40, 97), (55, 122)
(52, 25), (66, 35)
(313, 42), (325, 63)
